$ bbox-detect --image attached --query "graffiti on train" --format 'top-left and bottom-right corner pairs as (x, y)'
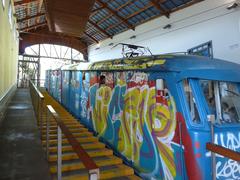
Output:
(214, 132), (240, 179)
(89, 58), (166, 70)
(88, 72), (183, 179)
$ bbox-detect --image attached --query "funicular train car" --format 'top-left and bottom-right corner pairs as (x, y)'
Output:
(45, 54), (240, 180)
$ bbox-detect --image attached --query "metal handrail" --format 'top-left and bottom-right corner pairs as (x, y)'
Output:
(30, 80), (44, 99)
(206, 142), (240, 161)
(46, 105), (99, 180)
(29, 81), (99, 180)
(29, 80), (44, 140)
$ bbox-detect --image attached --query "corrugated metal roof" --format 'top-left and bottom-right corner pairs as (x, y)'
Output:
(14, 0), (203, 46)
(83, 0), (203, 45)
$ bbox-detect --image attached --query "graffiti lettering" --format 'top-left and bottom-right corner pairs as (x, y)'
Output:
(88, 72), (181, 179)
(215, 132), (240, 179)
(216, 160), (240, 179)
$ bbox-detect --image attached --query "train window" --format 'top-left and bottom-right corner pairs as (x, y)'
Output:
(99, 72), (114, 88)
(99, 75), (106, 86)
(183, 80), (201, 124)
(115, 72), (126, 85)
(200, 80), (240, 124)
(82, 72), (86, 81)
(200, 80), (215, 115)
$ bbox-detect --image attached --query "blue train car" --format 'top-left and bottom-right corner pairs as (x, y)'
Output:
(46, 54), (240, 180)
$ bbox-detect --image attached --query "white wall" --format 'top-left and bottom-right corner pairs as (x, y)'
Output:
(88, 0), (240, 64)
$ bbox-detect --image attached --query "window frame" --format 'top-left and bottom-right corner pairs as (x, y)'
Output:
(199, 80), (240, 125)
(180, 79), (207, 128)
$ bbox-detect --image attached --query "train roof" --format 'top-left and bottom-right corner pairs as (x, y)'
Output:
(52, 54), (240, 82)
(59, 54), (239, 71)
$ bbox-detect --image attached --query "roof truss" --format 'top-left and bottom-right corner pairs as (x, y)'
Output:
(14, 0), (204, 47)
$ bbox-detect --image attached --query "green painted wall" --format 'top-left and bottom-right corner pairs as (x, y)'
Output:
(0, 0), (18, 100)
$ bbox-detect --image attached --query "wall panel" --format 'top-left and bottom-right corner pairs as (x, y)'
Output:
(0, 0), (19, 101)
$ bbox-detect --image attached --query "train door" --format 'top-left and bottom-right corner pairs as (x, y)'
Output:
(129, 72), (186, 180)
(79, 71), (90, 125)
(88, 72), (98, 130)
(180, 79), (240, 180)
(73, 71), (81, 118)
(57, 70), (62, 103)
(54, 70), (58, 100)
(180, 79), (211, 180)
(62, 71), (70, 109)
(94, 72), (114, 136)
(45, 70), (49, 91)
(69, 71), (75, 114)
(49, 70), (53, 95)
(198, 80), (240, 180)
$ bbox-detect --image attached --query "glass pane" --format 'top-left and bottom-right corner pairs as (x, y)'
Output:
(200, 80), (240, 124)
(183, 80), (201, 124)
(200, 80), (216, 115)
(219, 82), (240, 124)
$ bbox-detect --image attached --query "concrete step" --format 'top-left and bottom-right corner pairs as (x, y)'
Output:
(42, 136), (98, 145)
(48, 142), (106, 153)
(50, 155), (122, 173)
(48, 148), (113, 162)
(42, 127), (88, 134)
(41, 124), (84, 130)
(60, 164), (134, 180)
(42, 131), (92, 140)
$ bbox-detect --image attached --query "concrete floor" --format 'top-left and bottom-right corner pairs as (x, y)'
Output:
(0, 89), (51, 180)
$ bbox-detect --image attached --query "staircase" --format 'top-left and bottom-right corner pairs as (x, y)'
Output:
(32, 86), (140, 180)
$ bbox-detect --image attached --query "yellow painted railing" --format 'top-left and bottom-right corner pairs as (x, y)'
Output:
(29, 81), (99, 180)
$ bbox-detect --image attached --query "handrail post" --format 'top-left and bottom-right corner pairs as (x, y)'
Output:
(37, 96), (39, 125)
(46, 108), (50, 160)
(41, 98), (43, 137)
(89, 169), (99, 180)
(178, 122), (185, 180)
(208, 115), (216, 180)
(40, 97), (44, 141)
(57, 125), (62, 180)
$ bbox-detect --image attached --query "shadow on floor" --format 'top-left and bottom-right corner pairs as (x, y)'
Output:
(0, 88), (51, 180)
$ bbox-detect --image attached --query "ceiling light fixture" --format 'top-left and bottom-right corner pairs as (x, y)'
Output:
(163, 24), (172, 29)
(227, 1), (239, 10)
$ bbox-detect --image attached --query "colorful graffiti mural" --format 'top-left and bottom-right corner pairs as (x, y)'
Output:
(88, 71), (183, 179)
(214, 132), (240, 179)
(46, 54), (240, 180)
(80, 72), (90, 120)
